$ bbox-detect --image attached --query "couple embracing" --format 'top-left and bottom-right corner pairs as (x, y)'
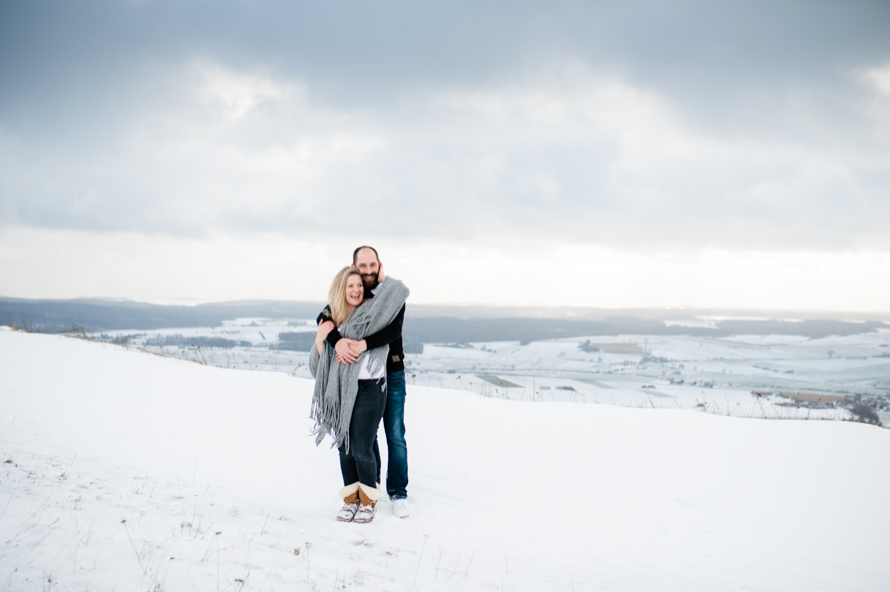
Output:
(308, 246), (411, 524)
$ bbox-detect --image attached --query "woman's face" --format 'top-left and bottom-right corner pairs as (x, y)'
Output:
(345, 274), (364, 307)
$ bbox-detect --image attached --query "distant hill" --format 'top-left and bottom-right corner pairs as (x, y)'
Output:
(1, 296), (885, 342)
(0, 297), (327, 332)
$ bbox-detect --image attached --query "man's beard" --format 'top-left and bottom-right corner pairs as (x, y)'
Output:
(361, 272), (379, 290)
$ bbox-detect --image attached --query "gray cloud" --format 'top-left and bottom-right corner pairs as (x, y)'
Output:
(2, 0), (889, 251)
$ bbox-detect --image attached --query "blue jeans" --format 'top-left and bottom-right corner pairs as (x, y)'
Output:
(339, 378), (387, 489)
(373, 370), (409, 499)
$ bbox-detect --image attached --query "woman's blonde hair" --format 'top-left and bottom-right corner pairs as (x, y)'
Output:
(328, 266), (364, 326)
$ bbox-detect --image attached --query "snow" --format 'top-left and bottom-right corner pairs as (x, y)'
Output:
(2, 330), (889, 591)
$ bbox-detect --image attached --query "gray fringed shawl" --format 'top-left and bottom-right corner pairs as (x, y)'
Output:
(308, 277), (409, 449)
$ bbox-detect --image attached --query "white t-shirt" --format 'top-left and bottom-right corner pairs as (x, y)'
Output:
(357, 356), (385, 380)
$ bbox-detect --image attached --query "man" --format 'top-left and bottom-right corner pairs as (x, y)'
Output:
(317, 246), (411, 518)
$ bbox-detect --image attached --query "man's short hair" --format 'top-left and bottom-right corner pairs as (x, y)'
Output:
(353, 245), (379, 264)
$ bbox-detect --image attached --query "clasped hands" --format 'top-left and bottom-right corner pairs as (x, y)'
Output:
(315, 320), (367, 364)
(333, 337), (367, 364)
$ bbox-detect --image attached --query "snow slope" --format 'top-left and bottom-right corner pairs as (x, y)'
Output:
(1, 329), (889, 591)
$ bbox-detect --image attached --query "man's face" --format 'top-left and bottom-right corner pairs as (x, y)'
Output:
(354, 248), (380, 289)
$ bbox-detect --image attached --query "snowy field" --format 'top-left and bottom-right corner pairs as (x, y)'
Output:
(100, 318), (890, 422)
(2, 328), (889, 591)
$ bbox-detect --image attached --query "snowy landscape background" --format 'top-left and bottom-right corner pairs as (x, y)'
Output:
(2, 317), (889, 591)
(2, 298), (890, 590)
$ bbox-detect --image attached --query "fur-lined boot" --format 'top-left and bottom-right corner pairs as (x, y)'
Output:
(336, 483), (361, 522)
(353, 483), (381, 524)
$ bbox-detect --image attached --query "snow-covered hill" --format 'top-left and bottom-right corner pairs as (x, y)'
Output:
(1, 329), (888, 591)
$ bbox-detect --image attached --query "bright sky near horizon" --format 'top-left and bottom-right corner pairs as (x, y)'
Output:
(1, 1), (889, 311)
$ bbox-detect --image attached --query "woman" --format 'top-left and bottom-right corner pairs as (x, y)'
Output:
(309, 265), (409, 523)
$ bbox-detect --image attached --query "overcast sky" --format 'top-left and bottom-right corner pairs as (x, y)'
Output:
(2, 1), (889, 311)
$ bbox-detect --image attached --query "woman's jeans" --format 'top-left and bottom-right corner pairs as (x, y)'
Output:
(338, 378), (387, 489)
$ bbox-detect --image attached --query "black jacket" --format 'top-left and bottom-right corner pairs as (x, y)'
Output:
(317, 296), (406, 374)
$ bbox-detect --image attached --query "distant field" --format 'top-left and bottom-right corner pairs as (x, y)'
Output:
(581, 342), (647, 355)
(780, 392), (847, 404)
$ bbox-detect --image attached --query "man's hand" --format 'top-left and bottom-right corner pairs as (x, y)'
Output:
(315, 320), (335, 355)
(335, 338), (360, 364)
(316, 320), (334, 341)
(348, 340), (368, 355)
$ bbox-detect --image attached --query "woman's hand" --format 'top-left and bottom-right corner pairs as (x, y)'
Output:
(348, 339), (368, 355)
(335, 338), (360, 364)
(336, 339), (367, 363)
(316, 320), (335, 355)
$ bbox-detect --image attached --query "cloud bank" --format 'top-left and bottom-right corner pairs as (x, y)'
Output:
(1, 1), (889, 308)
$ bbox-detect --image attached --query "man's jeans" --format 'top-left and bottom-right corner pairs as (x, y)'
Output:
(339, 378), (387, 489)
(373, 370), (409, 499)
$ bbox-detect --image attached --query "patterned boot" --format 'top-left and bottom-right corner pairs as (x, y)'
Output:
(336, 483), (360, 522)
(353, 483), (381, 524)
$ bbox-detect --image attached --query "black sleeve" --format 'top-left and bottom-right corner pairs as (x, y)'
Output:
(317, 305), (342, 347)
(364, 304), (405, 351)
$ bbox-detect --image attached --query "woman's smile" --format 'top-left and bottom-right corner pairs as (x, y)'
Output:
(345, 275), (364, 307)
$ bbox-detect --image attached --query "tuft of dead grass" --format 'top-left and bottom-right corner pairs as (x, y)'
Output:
(6, 322), (41, 333)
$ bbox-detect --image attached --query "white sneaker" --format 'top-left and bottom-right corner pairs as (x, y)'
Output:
(392, 498), (410, 518)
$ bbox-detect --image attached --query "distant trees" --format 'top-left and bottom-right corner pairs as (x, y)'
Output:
(578, 339), (601, 353)
(162, 335), (247, 349)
